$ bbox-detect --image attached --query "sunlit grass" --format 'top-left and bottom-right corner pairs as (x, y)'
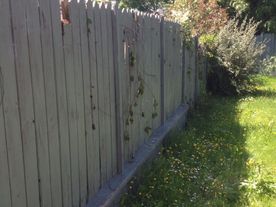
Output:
(121, 76), (276, 207)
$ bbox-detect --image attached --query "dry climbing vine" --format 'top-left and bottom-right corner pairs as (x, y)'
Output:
(123, 13), (160, 141)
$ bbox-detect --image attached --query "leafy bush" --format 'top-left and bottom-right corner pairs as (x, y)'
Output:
(204, 16), (266, 95)
(260, 56), (276, 75)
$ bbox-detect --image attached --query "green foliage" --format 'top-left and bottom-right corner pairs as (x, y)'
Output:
(205, 16), (266, 95)
(218, 0), (276, 33)
(119, 0), (170, 11)
(121, 76), (276, 207)
(261, 56), (276, 75)
(245, 0), (276, 33)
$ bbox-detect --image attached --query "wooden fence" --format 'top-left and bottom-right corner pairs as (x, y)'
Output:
(0, 1), (206, 207)
(256, 33), (276, 59)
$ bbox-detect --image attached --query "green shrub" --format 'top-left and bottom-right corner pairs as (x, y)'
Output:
(204, 16), (266, 95)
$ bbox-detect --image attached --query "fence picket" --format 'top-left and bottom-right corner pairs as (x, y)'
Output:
(49, 0), (73, 205)
(24, 0), (52, 206)
(0, 1), (27, 206)
(38, 0), (64, 205)
(79, 0), (94, 202)
(87, 0), (101, 194)
(136, 12), (145, 148)
(106, 3), (118, 176)
(63, 12), (80, 207)
(70, 1), (88, 205)
(9, 0), (41, 206)
(0, 106), (11, 207)
(115, 7), (126, 167)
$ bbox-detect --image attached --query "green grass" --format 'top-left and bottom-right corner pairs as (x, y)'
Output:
(121, 76), (276, 207)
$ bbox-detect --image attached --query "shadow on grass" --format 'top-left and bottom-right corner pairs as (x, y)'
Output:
(250, 89), (276, 98)
(121, 95), (250, 206)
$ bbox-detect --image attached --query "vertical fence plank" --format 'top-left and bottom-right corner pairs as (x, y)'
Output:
(38, 0), (63, 206)
(24, 0), (52, 206)
(140, 13), (147, 141)
(136, 12), (145, 148)
(112, 4), (123, 174)
(191, 39), (196, 106)
(115, 7), (126, 169)
(164, 22), (173, 118)
(160, 17), (165, 123)
(94, 2), (108, 183)
(121, 8), (131, 161)
(150, 15), (157, 130)
(102, 4), (113, 177)
(132, 11), (142, 153)
(49, 0), (73, 206)
(70, 0), (87, 205)
(143, 13), (153, 140)
(181, 39), (185, 103)
(177, 24), (183, 107)
(169, 23), (174, 110)
(184, 46), (190, 105)
(163, 21), (168, 117)
(101, 1), (112, 181)
(126, 9), (134, 159)
(9, 0), (41, 206)
(106, 3), (118, 176)
(0, 107), (11, 207)
(63, 5), (80, 206)
(79, 0), (94, 202)
(153, 16), (161, 129)
(0, 1), (27, 206)
(87, 0), (101, 194)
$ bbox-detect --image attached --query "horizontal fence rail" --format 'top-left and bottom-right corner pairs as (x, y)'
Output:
(0, 0), (206, 207)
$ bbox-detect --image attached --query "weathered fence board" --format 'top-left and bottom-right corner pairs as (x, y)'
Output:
(63, 17), (80, 207)
(70, 1), (88, 205)
(0, 1), (205, 206)
(50, 0), (73, 205)
(80, 0), (95, 202)
(256, 33), (276, 59)
(10, 0), (41, 206)
(106, 3), (118, 177)
(0, 0), (27, 206)
(0, 105), (11, 207)
(87, 0), (101, 195)
(39, 0), (63, 206)
(25, 0), (53, 206)
(115, 7), (126, 170)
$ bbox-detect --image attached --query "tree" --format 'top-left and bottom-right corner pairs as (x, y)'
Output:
(166, 0), (228, 37)
(218, 0), (276, 33)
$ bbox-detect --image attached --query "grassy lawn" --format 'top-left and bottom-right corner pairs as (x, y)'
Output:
(121, 76), (276, 207)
